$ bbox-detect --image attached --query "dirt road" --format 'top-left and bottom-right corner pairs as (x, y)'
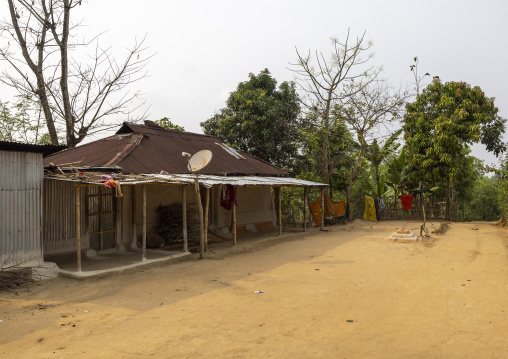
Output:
(1, 220), (507, 358)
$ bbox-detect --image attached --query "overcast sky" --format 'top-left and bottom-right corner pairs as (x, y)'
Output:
(1, 0), (507, 165)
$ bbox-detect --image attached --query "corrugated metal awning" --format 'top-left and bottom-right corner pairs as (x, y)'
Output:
(146, 174), (328, 188)
(45, 173), (327, 188)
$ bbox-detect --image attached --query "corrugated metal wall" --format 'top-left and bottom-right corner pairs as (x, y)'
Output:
(0, 151), (43, 265)
(43, 179), (85, 254)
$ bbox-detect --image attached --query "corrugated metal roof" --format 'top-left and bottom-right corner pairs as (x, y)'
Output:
(0, 140), (66, 157)
(44, 122), (288, 176)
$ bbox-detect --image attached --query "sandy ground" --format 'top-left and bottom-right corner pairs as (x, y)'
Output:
(1, 220), (508, 358)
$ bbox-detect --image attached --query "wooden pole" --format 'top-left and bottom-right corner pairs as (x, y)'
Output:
(193, 176), (205, 259)
(131, 185), (137, 249)
(76, 185), (81, 272)
(303, 187), (308, 232)
(321, 187), (325, 230)
(232, 195), (237, 246)
(278, 187), (282, 236)
(204, 187), (210, 252)
(142, 184), (146, 261)
(182, 185), (188, 252)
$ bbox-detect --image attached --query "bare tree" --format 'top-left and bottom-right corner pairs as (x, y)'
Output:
(289, 30), (380, 187)
(336, 80), (408, 220)
(0, 0), (151, 147)
(409, 56), (430, 97)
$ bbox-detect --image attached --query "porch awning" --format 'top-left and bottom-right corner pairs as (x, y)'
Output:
(44, 172), (327, 188)
(146, 174), (328, 188)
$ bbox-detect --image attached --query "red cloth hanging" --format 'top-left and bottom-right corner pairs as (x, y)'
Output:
(399, 195), (414, 210)
(220, 184), (238, 211)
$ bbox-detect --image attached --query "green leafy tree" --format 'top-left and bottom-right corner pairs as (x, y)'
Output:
(155, 117), (185, 131)
(289, 30), (379, 187)
(0, 96), (57, 144)
(335, 80), (408, 220)
(201, 69), (300, 171)
(404, 79), (506, 218)
(364, 129), (402, 198)
(384, 148), (408, 212)
(295, 111), (357, 197)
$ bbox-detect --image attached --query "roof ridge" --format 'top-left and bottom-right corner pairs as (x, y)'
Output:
(123, 122), (217, 139)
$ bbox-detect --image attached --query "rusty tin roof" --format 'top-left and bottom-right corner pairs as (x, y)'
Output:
(44, 122), (288, 176)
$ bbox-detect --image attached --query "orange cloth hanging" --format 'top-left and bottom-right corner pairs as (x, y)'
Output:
(310, 194), (346, 225)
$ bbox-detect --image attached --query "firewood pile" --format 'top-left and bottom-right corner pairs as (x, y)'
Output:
(0, 259), (42, 292)
(156, 204), (200, 246)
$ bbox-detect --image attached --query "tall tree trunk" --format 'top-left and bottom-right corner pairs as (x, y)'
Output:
(7, 0), (59, 145)
(394, 186), (397, 220)
(375, 165), (381, 198)
(320, 89), (335, 193)
(446, 176), (451, 220)
(345, 143), (365, 221)
(451, 178), (455, 221)
(43, 0), (75, 146)
(345, 185), (352, 220)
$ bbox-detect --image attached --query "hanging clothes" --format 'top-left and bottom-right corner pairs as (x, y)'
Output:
(363, 195), (377, 221)
(309, 195), (346, 225)
(220, 184), (238, 211)
(114, 180), (123, 198)
(373, 196), (380, 221)
(400, 195), (414, 210)
(378, 198), (385, 211)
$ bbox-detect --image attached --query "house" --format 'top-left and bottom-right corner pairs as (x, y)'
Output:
(42, 121), (327, 273)
(0, 141), (65, 277)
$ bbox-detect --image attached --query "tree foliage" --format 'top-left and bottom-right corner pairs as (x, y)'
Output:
(289, 30), (379, 185)
(201, 69), (300, 171)
(0, 96), (55, 144)
(295, 111), (357, 195)
(403, 80), (506, 184)
(334, 80), (408, 219)
(155, 117), (185, 131)
(364, 129), (402, 198)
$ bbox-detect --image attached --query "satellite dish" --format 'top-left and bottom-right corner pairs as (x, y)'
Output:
(187, 150), (213, 172)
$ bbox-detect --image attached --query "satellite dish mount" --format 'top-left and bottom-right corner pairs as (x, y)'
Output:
(182, 150), (213, 259)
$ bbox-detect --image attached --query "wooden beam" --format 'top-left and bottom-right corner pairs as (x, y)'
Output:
(321, 187), (325, 230)
(182, 185), (188, 252)
(193, 177), (205, 259)
(232, 195), (237, 246)
(115, 195), (122, 248)
(278, 186), (282, 236)
(142, 184), (146, 261)
(303, 187), (308, 232)
(76, 185), (81, 272)
(131, 185), (137, 249)
(204, 187), (210, 252)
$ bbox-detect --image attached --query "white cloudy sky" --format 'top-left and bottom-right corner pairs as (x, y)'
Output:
(1, 0), (507, 165)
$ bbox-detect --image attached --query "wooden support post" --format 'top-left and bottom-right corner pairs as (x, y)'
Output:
(131, 185), (137, 249)
(204, 187), (210, 252)
(182, 185), (188, 252)
(303, 187), (308, 232)
(193, 177), (205, 259)
(321, 187), (325, 230)
(142, 184), (147, 261)
(232, 196), (237, 246)
(76, 185), (81, 272)
(115, 196), (122, 249)
(278, 187), (282, 236)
